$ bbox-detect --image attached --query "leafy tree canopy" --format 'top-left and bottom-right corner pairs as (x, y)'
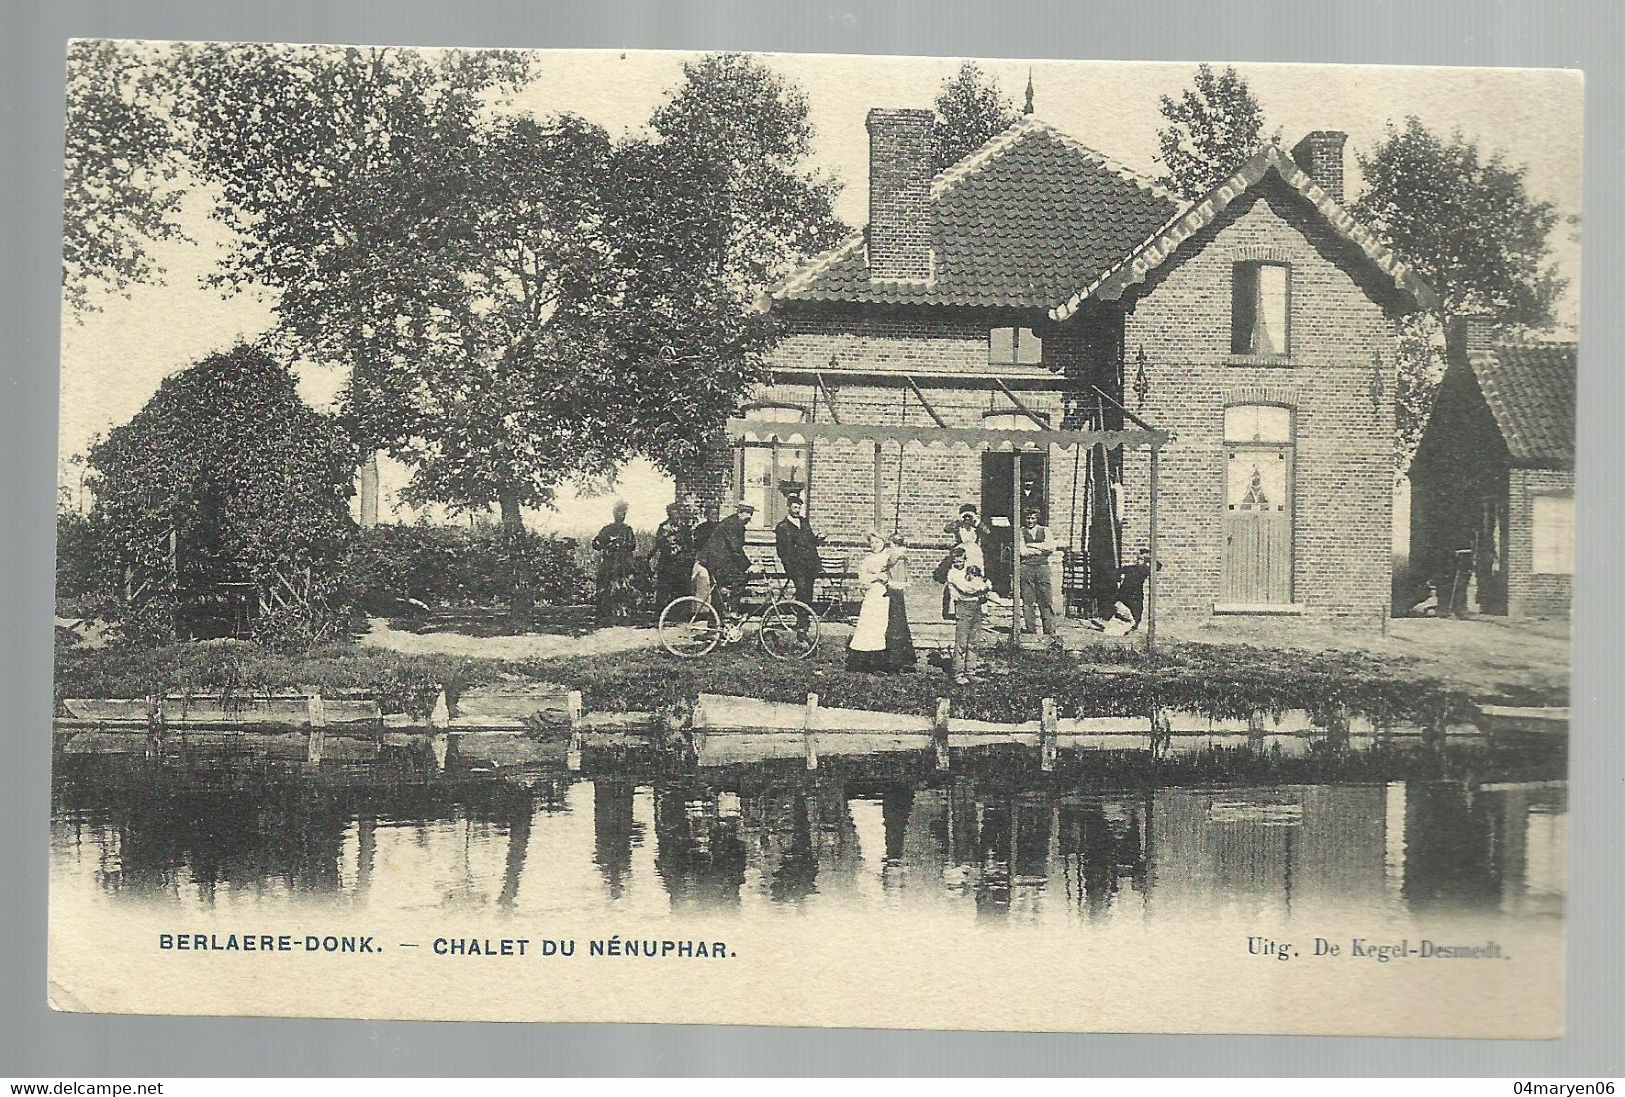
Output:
(62, 40), (190, 315)
(1353, 117), (1564, 329)
(611, 53), (848, 474)
(1352, 119), (1565, 472)
(932, 61), (1021, 173)
(182, 42), (534, 453)
(1155, 64), (1273, 201)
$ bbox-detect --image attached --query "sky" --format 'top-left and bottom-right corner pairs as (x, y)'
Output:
(58, 48), (1584, 535)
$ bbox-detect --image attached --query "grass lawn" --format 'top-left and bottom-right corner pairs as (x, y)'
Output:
(57, 627), (1560, 728)
(540, 639), (1499, 725)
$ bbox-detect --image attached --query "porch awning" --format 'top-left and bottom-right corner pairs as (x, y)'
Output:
(725, 419), (1168, 452)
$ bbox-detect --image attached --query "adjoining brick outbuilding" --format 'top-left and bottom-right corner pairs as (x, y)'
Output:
(1409, 319), (1576, 618)
(678, 107), (1438, 628)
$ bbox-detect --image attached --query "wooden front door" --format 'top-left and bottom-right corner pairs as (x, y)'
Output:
(1222, 405), (1294, 604)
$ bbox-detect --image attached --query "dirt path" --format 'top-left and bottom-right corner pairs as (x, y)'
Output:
(1166, 615), (1571, 702)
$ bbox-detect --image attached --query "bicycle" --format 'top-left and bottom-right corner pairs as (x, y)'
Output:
(657, 576), (820, 660)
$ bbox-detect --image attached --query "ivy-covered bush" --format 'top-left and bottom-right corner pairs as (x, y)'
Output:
(347, 522), (591, 613)
(85, 344), (358, 645)
(55, 511), (104, 612)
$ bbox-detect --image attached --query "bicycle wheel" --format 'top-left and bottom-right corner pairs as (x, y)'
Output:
(659, 597), (723, 658)
(758, 600), (819, 660)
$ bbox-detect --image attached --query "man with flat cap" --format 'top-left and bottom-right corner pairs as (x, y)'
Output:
(699, 499), (760, 617)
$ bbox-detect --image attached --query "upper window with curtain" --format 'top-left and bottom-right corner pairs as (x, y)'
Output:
(1231, 262), (1291, 357)
(989, 327), (1043, 367)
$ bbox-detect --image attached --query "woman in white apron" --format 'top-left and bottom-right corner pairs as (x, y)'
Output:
(846, 530), (892, 671)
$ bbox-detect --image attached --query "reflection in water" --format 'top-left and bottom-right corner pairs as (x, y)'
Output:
(51, 758), (1566, 927)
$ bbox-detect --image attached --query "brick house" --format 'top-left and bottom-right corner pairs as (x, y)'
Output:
(1408, 318), (1576, 618)
(679, 108), (1437, 627)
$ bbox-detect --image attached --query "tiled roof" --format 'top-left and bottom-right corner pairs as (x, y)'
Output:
(1051, 144), (1439, 319)
(770, 117), (1180, 311)
(1472, 342), (1577, 465)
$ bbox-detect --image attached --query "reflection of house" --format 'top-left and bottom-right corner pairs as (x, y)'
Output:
(1409, 317), (1576, 617)
(680, 107), (1435, 623)
(1149, 786), (1388, 912)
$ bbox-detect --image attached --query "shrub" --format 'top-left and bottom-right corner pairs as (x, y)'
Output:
(85, 345), (358, 645)
(55, 511), (105, 606)
(346, 522), (591, 613)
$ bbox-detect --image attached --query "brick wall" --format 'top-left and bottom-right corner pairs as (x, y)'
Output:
(674, 311), (1078, 607)
(1506, 467), (1574, 617)
(1116, 176), (1401, 624)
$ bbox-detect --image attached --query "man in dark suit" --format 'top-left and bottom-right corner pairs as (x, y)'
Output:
(774, 493), (824, 629)
(698, 500), (759, 616)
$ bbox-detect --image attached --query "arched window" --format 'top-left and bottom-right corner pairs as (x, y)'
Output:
(1224, 404), (1293, 444)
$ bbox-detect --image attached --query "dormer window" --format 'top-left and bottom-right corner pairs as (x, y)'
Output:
(1232, 262), (1290, 356)
(990, 327), (1043, 367)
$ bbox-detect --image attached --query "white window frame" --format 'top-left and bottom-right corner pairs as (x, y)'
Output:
(1529, 492), (1574, 576)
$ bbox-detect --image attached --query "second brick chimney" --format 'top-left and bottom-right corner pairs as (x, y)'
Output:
(1290, 130), (1349, 204)
(866, 107), (936, 281)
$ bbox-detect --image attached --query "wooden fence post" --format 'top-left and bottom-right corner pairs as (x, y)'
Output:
(803, 693), (820, 771)
(566, 690), (584, 772)
(429, 686), (450, 773)
(306, 692), (326, 765)
(1010, 451), (1023, 650)
(1040, 696), (1058, 772)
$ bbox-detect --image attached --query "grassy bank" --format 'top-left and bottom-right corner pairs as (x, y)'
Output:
(53, 635), (539, 717)
(542, 641), (1491, 725)
(56, 628), (1565, 725)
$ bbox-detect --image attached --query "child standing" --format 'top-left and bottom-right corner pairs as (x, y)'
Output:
(945, 545), (991, 684)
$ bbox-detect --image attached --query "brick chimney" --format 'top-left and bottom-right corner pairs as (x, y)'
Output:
(866, 108), (935, 281)
(1290, 130), (1348, 203)
(1445, 311), (1497, 363)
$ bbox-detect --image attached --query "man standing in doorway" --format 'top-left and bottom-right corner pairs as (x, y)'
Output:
(1019, 507), (1060, 645)
(774, 493), (824, 630)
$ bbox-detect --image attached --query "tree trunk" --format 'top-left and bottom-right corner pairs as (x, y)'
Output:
(498, 486), (533, 630)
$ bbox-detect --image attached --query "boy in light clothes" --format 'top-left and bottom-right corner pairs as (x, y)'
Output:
(945, 545), (991, 684)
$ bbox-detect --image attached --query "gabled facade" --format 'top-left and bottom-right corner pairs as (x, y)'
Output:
(678, 110), (1435, 625)
(1409, 320), (1576, 618)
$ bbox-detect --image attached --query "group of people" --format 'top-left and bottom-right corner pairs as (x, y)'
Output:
(590, 495), (1155, 678)
(593, 494), (825, 629)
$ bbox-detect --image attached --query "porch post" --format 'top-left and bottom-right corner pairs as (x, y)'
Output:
(1010, 449), (1023, 650)
(872, 441), (885, 531)
(1146, 444), (1160, 653)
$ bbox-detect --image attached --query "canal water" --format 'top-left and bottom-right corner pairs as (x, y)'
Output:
(51, 751), (1566, 930)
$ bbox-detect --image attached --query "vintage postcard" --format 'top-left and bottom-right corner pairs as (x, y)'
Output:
(50, 43), (1580, 1035)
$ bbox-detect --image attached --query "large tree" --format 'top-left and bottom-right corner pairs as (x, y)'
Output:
(1155, 64), (1273, 201)
(182, 44), (556, 622)
(932, 61), (1021, 173)
(391, 115), (626, 528)
(1353, 117), (1565, 467)
(611, 53), (847, 477)
(183, 43), (531, 457)
(1354, 117), (1564, 327)
(61, 40), (191, 315)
